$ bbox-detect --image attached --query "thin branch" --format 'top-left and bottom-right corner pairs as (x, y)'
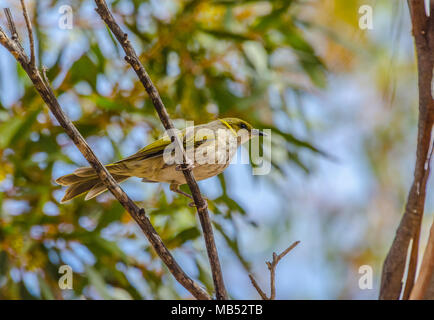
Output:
(410, 218), (434, 299)
(380, 0), (434, 300)
(410, 138), (434, 299)
(4, 8), (19, 43)
(19, 0), (35, 68)
(0, 7), (210, 301)
(0, 19), (27, 65)
(249, 241), (300, 300)
(3, 8), (25, 55)
(248, 274), (268, 300)
(41, 65), (50, 87)
(93, 0), (227, 300)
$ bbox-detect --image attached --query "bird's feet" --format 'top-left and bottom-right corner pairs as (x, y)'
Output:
(170, 184), (208, 210)
(175, 160), (195, 172)
(188, 199), (208, 211)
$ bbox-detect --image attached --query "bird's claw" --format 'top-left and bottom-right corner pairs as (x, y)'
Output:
(175, 161), (194, 172)
(188, 199), (208, 211)
(170, 183), (208, 210)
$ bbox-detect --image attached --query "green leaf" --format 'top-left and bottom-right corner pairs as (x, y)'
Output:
(96, 202), (124, 231)
(268, 125), (328, 156)
(8, 107), (42, 147)
(284, 27), (327, 88)
(199, 28), (253, 42)
(38, 275), (55, 300)
(213, 221), (250, 271)
(287, 151), (309, 173)
(253, 1), (293, 31)
(195, 258), (214, 293)
(86, 266), (112, 299)
(0, 116), (22, 149)
(166, 227), (201, 248)
(68, 55), (99, 90)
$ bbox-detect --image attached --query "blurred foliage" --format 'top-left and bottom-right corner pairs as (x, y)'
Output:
(0, 0), (425, 301)
(0, 0), (328, 299)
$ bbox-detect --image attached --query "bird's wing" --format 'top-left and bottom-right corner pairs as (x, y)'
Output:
(112, 128), (214, 165)
(112, 135), (174, 164)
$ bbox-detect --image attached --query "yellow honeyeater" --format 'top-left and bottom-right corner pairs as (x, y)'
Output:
(56, 118), (264, 203)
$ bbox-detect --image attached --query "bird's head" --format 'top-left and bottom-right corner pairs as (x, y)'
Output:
(218, 117), (266, 144)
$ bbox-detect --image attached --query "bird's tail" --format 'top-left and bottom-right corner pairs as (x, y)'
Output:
(55, 166), (129, 203)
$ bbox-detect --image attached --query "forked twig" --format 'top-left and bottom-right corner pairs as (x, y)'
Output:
(249, 241), (300, 300)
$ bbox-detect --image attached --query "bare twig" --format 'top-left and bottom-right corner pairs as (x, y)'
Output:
(410, 218), (434, 299)
(380, 0), (434, 300)
(0, 16), (27, 64)
(20, 0), (35, 67)
(41, 65), (50, 87)
(409, 138), (434, 299)
(3, 8), (25, 55)
(249, 241), (300, 300)
(0, 5), (210, 301)
(4, 8), (19, 43)
(93, 0), (227, 300)
(248, 274), (268, 300)
(409, 139), (434, 300)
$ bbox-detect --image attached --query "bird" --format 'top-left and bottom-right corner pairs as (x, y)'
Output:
(56, 118), (265, 204)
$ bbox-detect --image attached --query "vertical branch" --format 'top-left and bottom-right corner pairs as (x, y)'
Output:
(380, 0), (434, 299)
(0, 5), (210, 301)
(410, 218), (434, 299)
(93, 0), (227, 300)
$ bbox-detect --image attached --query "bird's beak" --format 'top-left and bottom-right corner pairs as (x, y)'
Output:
(252, 129), (267, 136)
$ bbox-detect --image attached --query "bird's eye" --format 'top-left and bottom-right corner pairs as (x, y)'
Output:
(240, 123), (247, 130)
